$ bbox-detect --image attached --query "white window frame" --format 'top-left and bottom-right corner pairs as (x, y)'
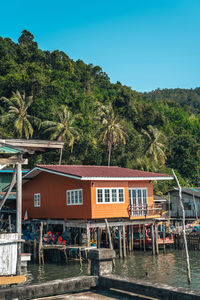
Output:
(66, 189), (83, 205)
(128, 188), (148, 215)
(34, 193), (41, 207)
(96, 188), (125, 204)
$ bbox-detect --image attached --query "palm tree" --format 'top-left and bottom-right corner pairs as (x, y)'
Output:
(142, 125), (166, 169)
(42, 105), (81, 164)
(0, 90), (40, 139)
(97, 104), (126, 166)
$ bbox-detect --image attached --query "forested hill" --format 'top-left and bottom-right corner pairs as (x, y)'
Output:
(0, 30), (200, 192)
(144, 88), (200, 113)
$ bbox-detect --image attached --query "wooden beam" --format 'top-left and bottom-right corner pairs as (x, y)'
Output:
(0, 139), (64, 149)
(0, 275), (26, 285)
(0, 158), (28, 164)
(16, 162), (22, 274)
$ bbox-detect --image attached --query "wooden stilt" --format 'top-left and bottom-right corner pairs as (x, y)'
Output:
(33, 238), (37, 262)
(151, 224), (155, 255)
(39, 222), (44, 265)
(122, 225), (126, 258)
(105, 219), (113, 249)
(63, 248), (68, 264)
(78, 228), (82, 245)
(8, 215), (12, 232)
(86, 224), (90, 247)
(97, 228), (102, 248)
(163, 224), (166, 254)
(155, 223), (159, 255)
(139, 225), (142, 250)
(131, 225), (134, 252)
(143, 224), (146, 252)
(118, 226), (122, 258)
(79, 247), (82, 269)
(128, 226), (131, 253)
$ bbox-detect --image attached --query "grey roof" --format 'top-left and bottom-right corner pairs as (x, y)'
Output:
(170, 187), (200, 198)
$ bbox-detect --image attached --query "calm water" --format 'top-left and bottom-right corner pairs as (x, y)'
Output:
(26, 249), (200, 291)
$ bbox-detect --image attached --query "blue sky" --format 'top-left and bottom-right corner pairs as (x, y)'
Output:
(1, 0), (200, 91)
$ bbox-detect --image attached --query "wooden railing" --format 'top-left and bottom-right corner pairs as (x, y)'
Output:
(129, 204), (163, 217)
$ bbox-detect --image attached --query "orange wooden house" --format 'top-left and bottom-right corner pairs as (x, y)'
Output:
(22, 165), (173, 221)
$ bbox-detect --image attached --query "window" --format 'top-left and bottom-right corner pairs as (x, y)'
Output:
(96, 188), (125, 203)
(66, 189), (83, 205)
(34, 193), (40, 207)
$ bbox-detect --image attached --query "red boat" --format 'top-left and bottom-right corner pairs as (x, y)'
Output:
(133, 225), (174, 249)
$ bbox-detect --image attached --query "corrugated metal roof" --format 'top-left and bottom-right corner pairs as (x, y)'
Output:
(35, 165), (173, 179)
(172, 187), (200, 198)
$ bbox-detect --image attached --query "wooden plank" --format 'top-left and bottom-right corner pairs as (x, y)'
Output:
(0, 158), (28, 164)
(0, 139), (64, 149)
(0, 275), (26, 285)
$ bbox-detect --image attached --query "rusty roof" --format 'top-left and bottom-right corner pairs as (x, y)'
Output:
(32, 165), (173, 180)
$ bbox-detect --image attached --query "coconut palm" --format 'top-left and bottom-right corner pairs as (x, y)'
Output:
(97, 104), (126, 166)
(142, 125), (166, 169)
(42, 105), (81, 164)
(0, 90), (40, 139)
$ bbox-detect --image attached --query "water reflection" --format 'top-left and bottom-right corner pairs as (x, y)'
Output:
(26, 250), (200, 290)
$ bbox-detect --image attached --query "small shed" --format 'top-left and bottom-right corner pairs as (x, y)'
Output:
(164, 187), (200, 219)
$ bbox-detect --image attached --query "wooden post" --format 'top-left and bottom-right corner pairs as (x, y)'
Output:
(63, 221), (66, 233)
(163, 224), (166, 253)
(33, 238), (37, 261)
(131, 225), (134, 252)
(192, 191), (198, 221)
(86, 224), (90, 247)
(168, 192), (171, 221)
(39, 222), (44, 265)
(122, 225), (126, 258)
(8, 215), (12, 233)
(118, 226), (122, 258)
(155, 223), (159, 255)
(16, 162), (22, 275)
(105, 219), (113, 249)
(151, 224), (155, 255)
(143, 224), (146, 252)
(97, 228), (102, 248)
(139, 225), (142, 250)
(172, 169), (191, 284)
(128, 226), (131, 253)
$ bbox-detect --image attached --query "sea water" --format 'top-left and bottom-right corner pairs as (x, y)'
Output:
(26, 249), (200, 290)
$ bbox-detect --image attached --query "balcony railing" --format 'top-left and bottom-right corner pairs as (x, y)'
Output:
(129, 204), (163, 217)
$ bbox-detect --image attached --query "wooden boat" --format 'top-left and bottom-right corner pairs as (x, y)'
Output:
(133, 226), (174, 249)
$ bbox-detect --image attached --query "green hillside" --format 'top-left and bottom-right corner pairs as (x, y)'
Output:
(1, 30), (200, 192)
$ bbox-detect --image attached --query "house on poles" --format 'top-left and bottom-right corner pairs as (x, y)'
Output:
(22, 165), (173, 221)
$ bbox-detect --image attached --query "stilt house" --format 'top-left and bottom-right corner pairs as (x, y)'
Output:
(165, 187), (200, 219)
(22, 165), (173, 221)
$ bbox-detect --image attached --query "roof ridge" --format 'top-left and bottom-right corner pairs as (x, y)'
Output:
(37, 164), (119, 168)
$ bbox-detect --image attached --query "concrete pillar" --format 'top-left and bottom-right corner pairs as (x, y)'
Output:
(87, 248), (116, 276)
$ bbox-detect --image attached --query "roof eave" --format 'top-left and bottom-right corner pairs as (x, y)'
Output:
(80, 176), (174, 181)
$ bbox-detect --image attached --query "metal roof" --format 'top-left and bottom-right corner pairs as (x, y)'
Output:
(22, 165), (174, 183)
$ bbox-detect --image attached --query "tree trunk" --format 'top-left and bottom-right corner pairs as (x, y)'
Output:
(108, 142), (112, 166)
(59, 148), (63, 165)
(172, 169), (191, 284)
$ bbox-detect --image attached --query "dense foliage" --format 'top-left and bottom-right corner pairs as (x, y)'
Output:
(1, 30), (200, 193)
